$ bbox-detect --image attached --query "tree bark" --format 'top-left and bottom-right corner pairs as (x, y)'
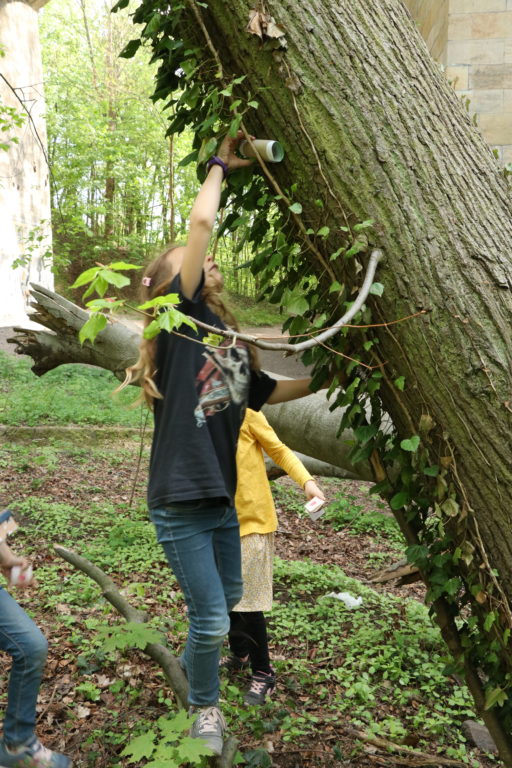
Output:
(172, 0), (512, 584)
(125, 0), (512, 754)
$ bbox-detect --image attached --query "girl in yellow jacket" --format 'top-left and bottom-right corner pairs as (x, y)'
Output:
(225, 408), (324, 705)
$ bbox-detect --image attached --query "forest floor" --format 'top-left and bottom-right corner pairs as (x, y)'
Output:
(0, 434), (498, 768)
(0, 331), (500, 768)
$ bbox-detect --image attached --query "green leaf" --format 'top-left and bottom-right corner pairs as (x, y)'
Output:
(175, 735), (213, 762)
(329, 247), (344, 261)
(247, 100), (259, 109)
(423, 465), (439, 477)
(441, 498), (459, 518)
(70, 266), (100, 289)
(121, 731), (156, 762)
(329, 280), (343, 294)
(228, 113), (243, 137)
(317, 226), (330, 238)
(288, 202), (302, 214)
(138, 293), (180, 311)
(103, 270), (130, 289)
(108, 261), (142, 271)
(484, 686), (508, 710)
(353, 219), (374, 231)
(400, 435), (420, 452)
(484, 611), (497, 632)
(79, 313), (107, 345)
(85, 298), (124, 312)
(119, 39), (142, 59)
(390, 491), (409, 510)
(369, 282), (384, 296)
(157, 710), (194, 736)
(394, 376), (405, 391)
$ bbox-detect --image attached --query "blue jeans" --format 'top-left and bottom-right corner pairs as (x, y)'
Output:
(0, 587), (48, 746)
(150, 501), (243, 707)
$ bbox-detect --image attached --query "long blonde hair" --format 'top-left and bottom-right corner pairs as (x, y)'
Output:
(120, 244), (258, 407)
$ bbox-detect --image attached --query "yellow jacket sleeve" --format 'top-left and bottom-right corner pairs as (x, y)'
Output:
(247, 410), (313, 490)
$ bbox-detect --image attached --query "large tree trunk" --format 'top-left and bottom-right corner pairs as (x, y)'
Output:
(0, 0), (54, 327)
(120, 0), (512, 755)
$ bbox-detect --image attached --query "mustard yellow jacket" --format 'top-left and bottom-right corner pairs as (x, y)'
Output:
(235, 408), (313, 537)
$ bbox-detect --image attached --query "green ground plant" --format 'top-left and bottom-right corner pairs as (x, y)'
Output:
(0, 363), (495, 765)
(0, 352), (141, 426)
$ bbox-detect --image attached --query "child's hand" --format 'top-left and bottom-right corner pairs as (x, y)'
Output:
(0, 542), (31, 583)
(304, 480), (325, 501)
(217, 131), (254, 172)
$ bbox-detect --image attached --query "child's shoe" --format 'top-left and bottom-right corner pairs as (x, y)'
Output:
(243, 670), (276, 706)
(219, 653), (250, 673)
(0, 737), (72, 768)
(189, 705), (226, 756)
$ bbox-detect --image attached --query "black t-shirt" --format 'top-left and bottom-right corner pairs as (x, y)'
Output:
(147, 274), (276, 509)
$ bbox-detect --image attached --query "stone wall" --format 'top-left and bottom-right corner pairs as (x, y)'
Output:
(404, 0), (450, 62)
(0, 0), (54, 327)
(444, 1), (512, 163)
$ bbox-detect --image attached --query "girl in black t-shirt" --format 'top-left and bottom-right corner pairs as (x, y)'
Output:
(122, 132), (315, 757)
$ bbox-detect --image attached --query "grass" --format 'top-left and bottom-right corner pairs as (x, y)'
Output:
(0, 351), (142, 426)
(226, 291), (283, 327)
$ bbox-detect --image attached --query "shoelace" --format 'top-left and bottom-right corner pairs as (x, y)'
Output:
(249, 677), (271, 694)
(196, 707), (226, 735)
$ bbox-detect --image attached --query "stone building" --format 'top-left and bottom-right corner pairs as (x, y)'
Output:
(405, 0), (512, 163)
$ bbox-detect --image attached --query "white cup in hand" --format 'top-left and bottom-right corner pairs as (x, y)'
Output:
(10, 565), (33, 586)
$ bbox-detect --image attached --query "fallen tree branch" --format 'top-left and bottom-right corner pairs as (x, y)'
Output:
(54, 545), (238, 768)
(346, 727), (466, 766)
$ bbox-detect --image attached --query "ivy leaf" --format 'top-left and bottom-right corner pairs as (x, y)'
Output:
(369, 282), (384, 296)
(484, 611), (497, 632)
(484, 686), (508, 710)
(423, 465), (439, 477)
(390, 491), (409, 510)
(317, 226), (330, 237)
(119, 39), (142, 59)
(441, 498), (459, 518)
(329, 280), (343, 294)
(79, 313), (107, 345)
(353, 219), (374, 231)
(400, 435), (420, 452)
(394, 376), (405, 391)
(121, 730), (156, 762)
(288, 202), (302, 214)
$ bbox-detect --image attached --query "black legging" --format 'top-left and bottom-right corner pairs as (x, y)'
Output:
(228, 611), (272, 674)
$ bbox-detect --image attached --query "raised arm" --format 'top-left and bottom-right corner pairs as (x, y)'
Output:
(180, 132), (252, 299)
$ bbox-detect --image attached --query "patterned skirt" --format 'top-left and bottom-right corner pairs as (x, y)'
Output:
(232, 532), (275, 612)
